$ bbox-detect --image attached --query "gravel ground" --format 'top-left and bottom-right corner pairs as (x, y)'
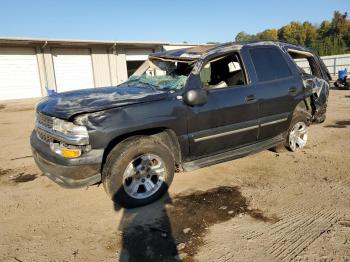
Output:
(0, 90), (349, 262)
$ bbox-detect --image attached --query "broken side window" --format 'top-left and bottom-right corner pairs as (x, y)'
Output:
(199, 52), (247, 89)
(288, 49), (330, 123)
(288, 50), (322, 78)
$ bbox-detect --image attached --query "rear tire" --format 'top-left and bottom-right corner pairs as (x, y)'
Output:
(286, 114), (309, 152)
(102, 136), (175, 208)
(270, 113), (309, 153)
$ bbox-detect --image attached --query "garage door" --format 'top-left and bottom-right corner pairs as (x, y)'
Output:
(125, 49), (153, 61)
(126, 49), (153, 77)
(52, 48), (94, 93)
(0, 47), (42, 100)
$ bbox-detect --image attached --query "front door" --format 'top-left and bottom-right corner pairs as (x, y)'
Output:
(186, 52), (259, 159)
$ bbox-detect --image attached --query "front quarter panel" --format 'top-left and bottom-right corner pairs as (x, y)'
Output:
(84, 96), (189, 153)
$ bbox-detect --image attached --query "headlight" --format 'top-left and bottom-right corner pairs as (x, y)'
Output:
(50, 119), (90, 158)
(53, 118), (88, 137)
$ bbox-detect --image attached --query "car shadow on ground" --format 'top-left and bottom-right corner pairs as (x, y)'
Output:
(324, 120), (350, 128)
(114, 193), (179, 262)
(113, 186), (278, 261)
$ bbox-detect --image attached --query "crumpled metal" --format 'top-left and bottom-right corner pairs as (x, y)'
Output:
(302, 75), (330, 122)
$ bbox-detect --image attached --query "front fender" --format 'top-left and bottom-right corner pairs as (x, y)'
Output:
(81, 98), (188, 150)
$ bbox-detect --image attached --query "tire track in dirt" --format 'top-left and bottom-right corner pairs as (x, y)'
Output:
(268, 209), (337, 261)
(332, 178), (350, 189)
(195, 176), (350, 262)
(240, 201), (341, 261)
(239, 174), (350, 261)
(242, 201), (312, 240)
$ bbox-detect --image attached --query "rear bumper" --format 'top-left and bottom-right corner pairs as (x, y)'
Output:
(31, 131), (103, 188)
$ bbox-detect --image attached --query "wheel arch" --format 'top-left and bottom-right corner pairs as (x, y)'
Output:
(102, 127), (182, 170)
(292, 98), (313, 123)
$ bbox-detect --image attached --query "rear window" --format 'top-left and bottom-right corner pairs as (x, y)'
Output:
(250, 47), (292, 82)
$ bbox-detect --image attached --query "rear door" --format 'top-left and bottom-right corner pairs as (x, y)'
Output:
(247, 46), (303, 140)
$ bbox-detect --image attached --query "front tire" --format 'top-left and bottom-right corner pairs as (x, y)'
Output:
(102, 136), (175, 208)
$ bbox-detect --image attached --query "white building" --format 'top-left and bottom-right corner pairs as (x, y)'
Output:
(0, 37), (197, 101)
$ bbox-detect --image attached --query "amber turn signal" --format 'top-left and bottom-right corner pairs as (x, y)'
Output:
(61, 148), (81, 158)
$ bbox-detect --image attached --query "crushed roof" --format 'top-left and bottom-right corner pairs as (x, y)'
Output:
(151, 41), (313, 61)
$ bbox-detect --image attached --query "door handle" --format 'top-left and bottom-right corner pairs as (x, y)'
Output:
(289, 87), (297, 96)
(245, 94), (257, 104)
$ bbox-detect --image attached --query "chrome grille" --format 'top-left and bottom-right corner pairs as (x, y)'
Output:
(36, 128), (54, 144)
(36, 112), (54, 144)
(35, 112), (89, 146)
(36, 112), (54, 129)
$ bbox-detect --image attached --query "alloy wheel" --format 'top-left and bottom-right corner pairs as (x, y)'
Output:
(122, 154), (166, 199)
(289, 122), (308, 152)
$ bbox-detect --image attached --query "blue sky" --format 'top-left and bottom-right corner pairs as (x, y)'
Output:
(0, 0), (349, 43)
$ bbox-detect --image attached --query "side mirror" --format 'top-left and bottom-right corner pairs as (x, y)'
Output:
(183, 89), (208, 106)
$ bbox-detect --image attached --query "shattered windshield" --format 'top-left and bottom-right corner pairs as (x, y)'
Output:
(124, 74), (188, 90)
(119, 57), (194, 91)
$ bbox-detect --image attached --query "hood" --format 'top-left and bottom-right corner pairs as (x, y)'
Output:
(36, 86), (168, 120)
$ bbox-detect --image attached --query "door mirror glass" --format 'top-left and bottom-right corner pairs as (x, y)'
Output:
(183, 89), (208, 106)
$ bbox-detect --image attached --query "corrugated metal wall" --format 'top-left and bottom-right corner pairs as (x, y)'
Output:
(29, 46), (159, 96)
(0, 40), (196, 100)
(91, 48), (112, 87)
(295, 54), (350, 78)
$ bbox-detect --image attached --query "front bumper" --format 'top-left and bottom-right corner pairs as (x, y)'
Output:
(31, 131), (103, 188)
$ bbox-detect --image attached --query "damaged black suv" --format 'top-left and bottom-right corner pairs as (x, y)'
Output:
(31, 41), (330, 208)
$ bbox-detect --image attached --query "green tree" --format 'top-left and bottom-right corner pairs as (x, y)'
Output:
(303, 22), (318, 46)
(235, 31), (256, 42)
(257, 29), (278, 41)
(278, 22), (306, 45)
(330, 11), (349, 36)
(318, 20), (331, 38)
(234, 10), (350, 55)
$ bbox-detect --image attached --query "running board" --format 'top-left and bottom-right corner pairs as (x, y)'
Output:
(182, 135), (283, 172)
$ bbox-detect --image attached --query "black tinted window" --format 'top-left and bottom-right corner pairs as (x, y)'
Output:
(250, 47), (292, 82)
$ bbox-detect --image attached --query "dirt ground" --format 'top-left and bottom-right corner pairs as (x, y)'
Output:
(0, 90), (350, 262)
